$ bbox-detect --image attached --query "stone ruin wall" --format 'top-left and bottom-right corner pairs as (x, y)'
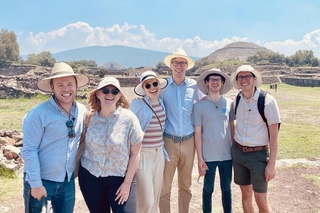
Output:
(0, 65), (320, 99)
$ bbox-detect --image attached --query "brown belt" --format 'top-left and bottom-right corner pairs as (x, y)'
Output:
(233, 141), (268, 153)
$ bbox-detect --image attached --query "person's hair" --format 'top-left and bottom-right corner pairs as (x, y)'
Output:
(87, 88), (130, 111)
(204, 73), (225, 83)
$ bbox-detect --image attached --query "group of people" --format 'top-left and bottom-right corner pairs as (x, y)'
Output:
(21, 48), (281, 213)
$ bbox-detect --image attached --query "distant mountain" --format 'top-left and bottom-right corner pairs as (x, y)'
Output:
(198, 41), (273, 64)
(51, 45), (199, 68)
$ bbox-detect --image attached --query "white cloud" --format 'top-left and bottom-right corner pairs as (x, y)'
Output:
(20, 22), (320, 58)
(264, 29), (320, 57)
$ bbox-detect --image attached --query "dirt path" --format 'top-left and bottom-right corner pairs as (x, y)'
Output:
(2, 158), (319, 213)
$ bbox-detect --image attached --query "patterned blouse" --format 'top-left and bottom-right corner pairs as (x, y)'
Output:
(81, 107), (144, 178)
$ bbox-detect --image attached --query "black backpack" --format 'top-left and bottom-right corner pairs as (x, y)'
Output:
(234, 90), (280, 137)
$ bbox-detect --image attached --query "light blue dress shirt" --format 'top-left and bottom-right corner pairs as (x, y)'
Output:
(163, 77), (204, 137)
(21, 96), (87, 188)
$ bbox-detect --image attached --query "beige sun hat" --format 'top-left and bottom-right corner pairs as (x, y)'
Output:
(37, 62), (90, 93)
(96, 76), (122, 92)
(134, 71), (168, 96)
(163, 48), (195, 70)
(230, 65), (262, 89)
(197, 68), (231, 95)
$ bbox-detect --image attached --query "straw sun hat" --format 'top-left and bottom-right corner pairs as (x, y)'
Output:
(37, 62), (90, 93)
(197, 68), (232, 95)
(96, 76), (122, 92)
(134, 71), (168, 96)
(230, 65), (262, 89)
(163, 48), (195, 70)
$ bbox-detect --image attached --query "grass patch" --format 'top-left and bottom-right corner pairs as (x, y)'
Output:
(0, 176), (22, 205)
(0, 165), (17, 179)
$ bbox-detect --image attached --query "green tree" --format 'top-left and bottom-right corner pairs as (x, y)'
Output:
(26, 51), (56, 66)
(0, 29), (19, 66)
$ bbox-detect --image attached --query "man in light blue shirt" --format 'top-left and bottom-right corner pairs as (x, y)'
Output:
(21, 62), (89, 213)
(160, 48), (204, 213)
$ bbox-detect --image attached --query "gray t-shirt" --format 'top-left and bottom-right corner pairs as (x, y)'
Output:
(192, 96), (235, 162)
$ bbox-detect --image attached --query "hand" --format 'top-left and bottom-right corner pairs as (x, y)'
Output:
(115, 182), (131, 205)
(197, 159), (208, 176)
(31, 186), (47, 201)
(265, 162), (276, 182)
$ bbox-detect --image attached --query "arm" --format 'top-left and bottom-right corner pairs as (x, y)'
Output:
(194, 126), (208, 176)
(21, 111), (47, 200)
(229, 120), (236, 144)
(115, 142), (142, 204)
(265, 123), (278, 181)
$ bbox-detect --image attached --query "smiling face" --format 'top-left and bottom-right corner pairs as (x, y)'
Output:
(170, 57), (188, 79)
(96, 84), (121, 107)
(236, 71), (255, 92)
(205, 74), (224, 94)
(143, 78), (160, 102)
(51, 76), (78, 107)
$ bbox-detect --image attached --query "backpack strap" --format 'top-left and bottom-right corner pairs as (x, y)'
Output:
(257, 90), (267, 125)
(234, 92), (241, 115)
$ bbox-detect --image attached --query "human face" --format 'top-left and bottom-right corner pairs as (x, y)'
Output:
(206, 76), (223, 94)
(143, 79), (160, 101)
(51, 76), (77, 106)
(97, 85), (121, 107)
(170, 57), (188, 77)
(236, 71), (255, 91)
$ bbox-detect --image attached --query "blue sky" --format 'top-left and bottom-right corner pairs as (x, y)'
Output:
(1, 0), (320, 58)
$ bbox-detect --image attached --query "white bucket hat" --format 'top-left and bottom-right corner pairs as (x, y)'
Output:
(230, 65), (262, 89)
(96, 76), (122, 92)
(134, 71), (168, 96)
(197, 68), (232, 95)
(37, 62), (90, 93)
(163, 48), (195, 70)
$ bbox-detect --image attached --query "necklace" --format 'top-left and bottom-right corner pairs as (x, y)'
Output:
(207, 95), (220, 110)
(53, 96), (75, 121)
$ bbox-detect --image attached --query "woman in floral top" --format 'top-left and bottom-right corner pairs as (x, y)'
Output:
(78, 77), (144, 213)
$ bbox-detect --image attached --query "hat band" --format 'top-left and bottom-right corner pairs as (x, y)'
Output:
(141, 74), (156, 82)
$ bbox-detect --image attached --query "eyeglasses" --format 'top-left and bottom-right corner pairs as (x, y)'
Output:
(208, 78), (222, 83)
(171, 61), (187, 67)
(237, 75), (253, 81)
(145, 81), (159, 89)
(101, 87), (120, 95)
(66, 120), (75, 138)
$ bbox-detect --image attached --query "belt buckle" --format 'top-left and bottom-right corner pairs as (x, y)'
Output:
(242, 147), (248, 152)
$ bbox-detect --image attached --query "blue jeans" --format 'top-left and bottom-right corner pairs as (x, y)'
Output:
(202, 160), (232, 213)
(23, 173), (75, 213)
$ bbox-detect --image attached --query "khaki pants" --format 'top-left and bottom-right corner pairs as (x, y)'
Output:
(136, 146), (165, 213)
(159, 136), (195, 213)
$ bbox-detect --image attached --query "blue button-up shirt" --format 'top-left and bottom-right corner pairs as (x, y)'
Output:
(163, 77), (204, 137)
(21, 96), (87, 188)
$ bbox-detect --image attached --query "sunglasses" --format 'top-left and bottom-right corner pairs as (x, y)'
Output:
(101, 87), (120, 95)
(66, 120), (75, 138)
(145, 81), (159, 89)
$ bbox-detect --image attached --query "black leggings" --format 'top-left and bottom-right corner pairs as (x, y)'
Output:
(78, 165), (136, 213)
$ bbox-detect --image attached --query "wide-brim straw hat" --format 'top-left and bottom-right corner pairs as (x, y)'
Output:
(163, 48), (195, 70)
(37, 62), (90, 93)
(197, 68), (231, 95)
(230, 65), (262, 89)
(134, 70), (168, 96)
(96, 76), (122, 92)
